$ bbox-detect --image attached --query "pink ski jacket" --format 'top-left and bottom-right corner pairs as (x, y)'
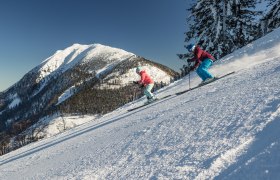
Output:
(138, 70), (154, 86)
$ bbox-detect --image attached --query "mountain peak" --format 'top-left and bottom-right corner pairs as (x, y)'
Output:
(37, 43), (135, 83)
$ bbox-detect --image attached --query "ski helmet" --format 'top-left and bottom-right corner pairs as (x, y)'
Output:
(187, 44), (196, 52)
(136, 66), (143, 73)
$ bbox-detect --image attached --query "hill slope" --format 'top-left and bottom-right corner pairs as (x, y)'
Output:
(1, 28), (280, 179)
(0, 43), (177, 150)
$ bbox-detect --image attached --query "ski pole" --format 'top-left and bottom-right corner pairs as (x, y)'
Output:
(188, 62), (191, 90)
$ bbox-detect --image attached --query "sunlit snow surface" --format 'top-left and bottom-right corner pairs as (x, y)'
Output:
(1, 28), (280, 179)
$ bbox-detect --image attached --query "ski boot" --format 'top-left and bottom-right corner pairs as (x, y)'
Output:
(144, 96), (157, 105)
(200, 77), (216, 85)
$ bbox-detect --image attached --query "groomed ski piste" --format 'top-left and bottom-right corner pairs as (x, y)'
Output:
(1, 28), (280, 179)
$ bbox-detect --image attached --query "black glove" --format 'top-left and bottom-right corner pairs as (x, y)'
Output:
(133, 81), (139, 84)
(139, 84), (144, 88)
(177, 54), (183, 59)
(190, 66), (196, 71)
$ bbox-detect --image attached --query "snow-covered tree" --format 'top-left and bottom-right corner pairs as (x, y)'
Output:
(184, 0), (261, 59)
(185, 0), (223, 57)
(260, 0), (280, 34)
(228, 0), (262, 48)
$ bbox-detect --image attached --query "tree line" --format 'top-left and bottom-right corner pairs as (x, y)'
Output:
(180, 0), (280, 59)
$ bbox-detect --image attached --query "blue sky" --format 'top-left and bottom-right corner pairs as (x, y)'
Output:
(0, 0), (191, 91)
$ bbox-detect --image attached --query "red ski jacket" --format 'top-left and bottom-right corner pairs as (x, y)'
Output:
(138, 70), (154, 86)
(189, 46), (215, 68)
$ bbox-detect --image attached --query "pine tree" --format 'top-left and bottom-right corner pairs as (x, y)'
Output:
(260, 0), (280, 34)
(178, 0), (220, 60)
(228, 0), (261, 48)
(184, 0), (261, 59)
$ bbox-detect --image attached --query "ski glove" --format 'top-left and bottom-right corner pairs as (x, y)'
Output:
(177, 54), (183, 59)
(190, 66), (196, 71)
(133, 81), (144, 88)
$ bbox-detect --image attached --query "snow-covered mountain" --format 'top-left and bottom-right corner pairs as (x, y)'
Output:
(0, 44), (177, 152)
(36, 44), (135, 86)
(1, 27), (280, 179)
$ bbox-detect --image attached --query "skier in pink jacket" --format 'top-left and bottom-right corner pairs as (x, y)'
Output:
(133, 66), (156, 104)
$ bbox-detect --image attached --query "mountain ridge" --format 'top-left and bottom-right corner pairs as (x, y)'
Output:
(0, 43), (178, 154)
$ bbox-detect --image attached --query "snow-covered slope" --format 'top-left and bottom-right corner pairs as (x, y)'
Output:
(1, 28), (280, 179)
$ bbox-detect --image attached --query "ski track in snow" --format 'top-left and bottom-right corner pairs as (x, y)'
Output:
(1, 29), (280, 179)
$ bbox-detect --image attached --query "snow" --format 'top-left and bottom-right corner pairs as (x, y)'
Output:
(95, 63), (117, 78)
(7, 93), (21, 109)
(56, 86), (76, 105)
(83, 44), (135, 64)
(253, 0), (277, 21)
(34, 43), (135, 95)
(38, 44), (91, 82)
(102, 65), (172, 88)
(39, 114), (100, 138)
(1, 28), (280, 179)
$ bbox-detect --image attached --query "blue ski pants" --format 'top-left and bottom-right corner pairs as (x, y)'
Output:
(196, 58), (214, 81)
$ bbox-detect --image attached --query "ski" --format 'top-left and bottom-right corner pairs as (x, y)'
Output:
(176, 71), (235, 95)
(127, 72), (235, 111)
(127, 95), (172, 112)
